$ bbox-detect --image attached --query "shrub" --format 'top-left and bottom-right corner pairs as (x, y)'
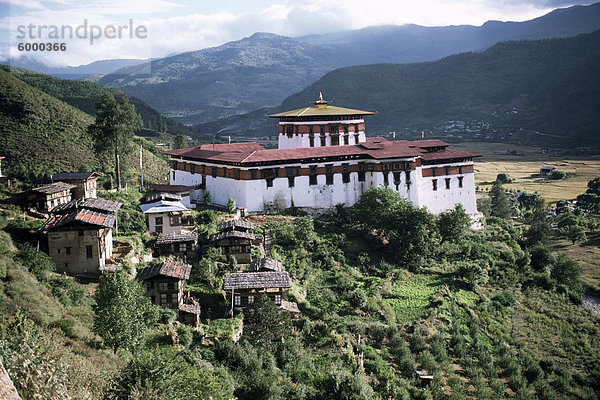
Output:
(496, 173), (512, 183)
(15, 243), (55, 280)
(176, 325), (194, 348)
(549, 170), (567, 180)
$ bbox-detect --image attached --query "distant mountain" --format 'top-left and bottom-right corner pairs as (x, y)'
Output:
(198, 31), (600, 147)
(96, 33), (341, 125)
(9, 57), (149, 80)
(4, 66), (195, 138)
(98, 3), (600, 126)
(298, 2), (600, 65)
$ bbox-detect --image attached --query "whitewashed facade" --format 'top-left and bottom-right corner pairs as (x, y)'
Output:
(166, 97), (480, 217)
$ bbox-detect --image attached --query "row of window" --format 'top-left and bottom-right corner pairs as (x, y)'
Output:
(147, 281), (177, 291)
(234, 294), (282, 306)
(278, 169), (412, 189)
(431, 166), (464, 177)
(173, 161), (413, 180)
(432, 176), (464, 191)
(57, 245), (93, 258)
(283, 123), (362, 137)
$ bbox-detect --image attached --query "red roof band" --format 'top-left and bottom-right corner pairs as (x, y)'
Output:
(164, 137), (481, 165)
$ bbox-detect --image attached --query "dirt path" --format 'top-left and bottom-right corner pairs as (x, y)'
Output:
(583, 293), (600, 318)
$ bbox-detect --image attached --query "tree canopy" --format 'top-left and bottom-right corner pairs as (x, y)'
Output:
(88, 93), (141, 189)
(93, 270), (158, 353)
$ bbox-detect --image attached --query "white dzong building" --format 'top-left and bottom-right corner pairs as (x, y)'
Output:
(165, 95), (481, 217)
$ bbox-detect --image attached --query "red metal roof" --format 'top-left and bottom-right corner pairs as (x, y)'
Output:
(165, 138), (480, 165)
(164, 142), (265, 157)
(40, 209), (116, 231)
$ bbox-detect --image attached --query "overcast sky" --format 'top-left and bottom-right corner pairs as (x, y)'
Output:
(0, 0), (595, 66)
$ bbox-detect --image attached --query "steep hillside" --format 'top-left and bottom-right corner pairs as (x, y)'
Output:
(3, 66), (194, 138)
(0, 69), (96, 177)
(200, 31), (600, 147)
(0, 69), (170, 183)
(97, 3), (600, 126)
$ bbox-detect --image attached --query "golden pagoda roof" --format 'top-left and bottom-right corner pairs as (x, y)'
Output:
(269, 93), (374, 118)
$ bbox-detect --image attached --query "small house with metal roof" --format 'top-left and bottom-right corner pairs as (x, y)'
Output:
(137, 260), (200, 326)
(39, 208), (116, 277)
(208, 226), (262, 264)
(224, 270), (291, 311)
(156, 231), (198, 260)
(51, 172), (102, 200)
(27, 182), (76, 212)
(139, 199), (190, 235)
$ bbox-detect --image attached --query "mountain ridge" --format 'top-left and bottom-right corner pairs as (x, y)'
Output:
(95, 2), (600, 126)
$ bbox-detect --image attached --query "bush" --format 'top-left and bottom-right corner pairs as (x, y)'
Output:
(496, 173), (512, 183)
(549, 170), (567, 180)
(15, 243), (56, 280)
(176, 325), (194, 348)
(49, 276), (86, 308)
(491, 290), (516, 308)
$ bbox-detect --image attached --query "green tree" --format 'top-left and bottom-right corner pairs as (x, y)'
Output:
(529, 245), (555, 272)
(558, 213), (587, 244)
(496, 173), (512, 184)
(88, 93), (141, 190)
(242, 294), (291, 350)
(490, 181), (513, 219)
(518, 192), (545, 213)
(588, 217), (599, 233)
(173, 134), (187, 149)
(226, 197), (237, 213)
(438, 204), (471, 244)
(353, 187), (439, 263)
(93, 271), (158, 353)
(551, 254), (583, 302)
(104, 347), (235, 400)
(549, 170), (567, 180)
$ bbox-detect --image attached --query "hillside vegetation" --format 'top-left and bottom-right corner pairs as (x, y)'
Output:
(0, 68), (169, 183)
(0, 183), (599, 399)
(3, 65), (195, 138)
(0, 69), (96, 176)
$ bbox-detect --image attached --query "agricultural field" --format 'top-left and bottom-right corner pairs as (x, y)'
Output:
(454, 141), (600, 203)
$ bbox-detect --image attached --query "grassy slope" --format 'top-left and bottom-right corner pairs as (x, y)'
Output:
(2, 65), (196, 139)
(0, 69), (96, 174)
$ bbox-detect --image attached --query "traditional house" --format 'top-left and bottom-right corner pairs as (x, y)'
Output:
(164, 94), (482, 220)
(249, 257), (282, 272)
(136, 260), (200, 326)
(540, 166), (556, 177)
(143, 184), (196, 208)
(217, 219), (255, 233)
(51, 172), (102, 200)
(156, 231), (198, 260)
(39, 208), (116, 277)
(208, 230), (262, 263)
(27, 182), (76, 212)
(51, 197), (122, 215)
(223, 270), (291, 312)
(139, 199), (190, 235)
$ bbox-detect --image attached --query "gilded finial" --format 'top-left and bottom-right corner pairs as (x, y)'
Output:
(313, 92), (329, 108)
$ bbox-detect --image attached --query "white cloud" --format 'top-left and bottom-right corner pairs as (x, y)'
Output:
(1, 0), (591, 66)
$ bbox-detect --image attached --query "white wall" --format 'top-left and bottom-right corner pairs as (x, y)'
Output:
(170, 161), (478, 215)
